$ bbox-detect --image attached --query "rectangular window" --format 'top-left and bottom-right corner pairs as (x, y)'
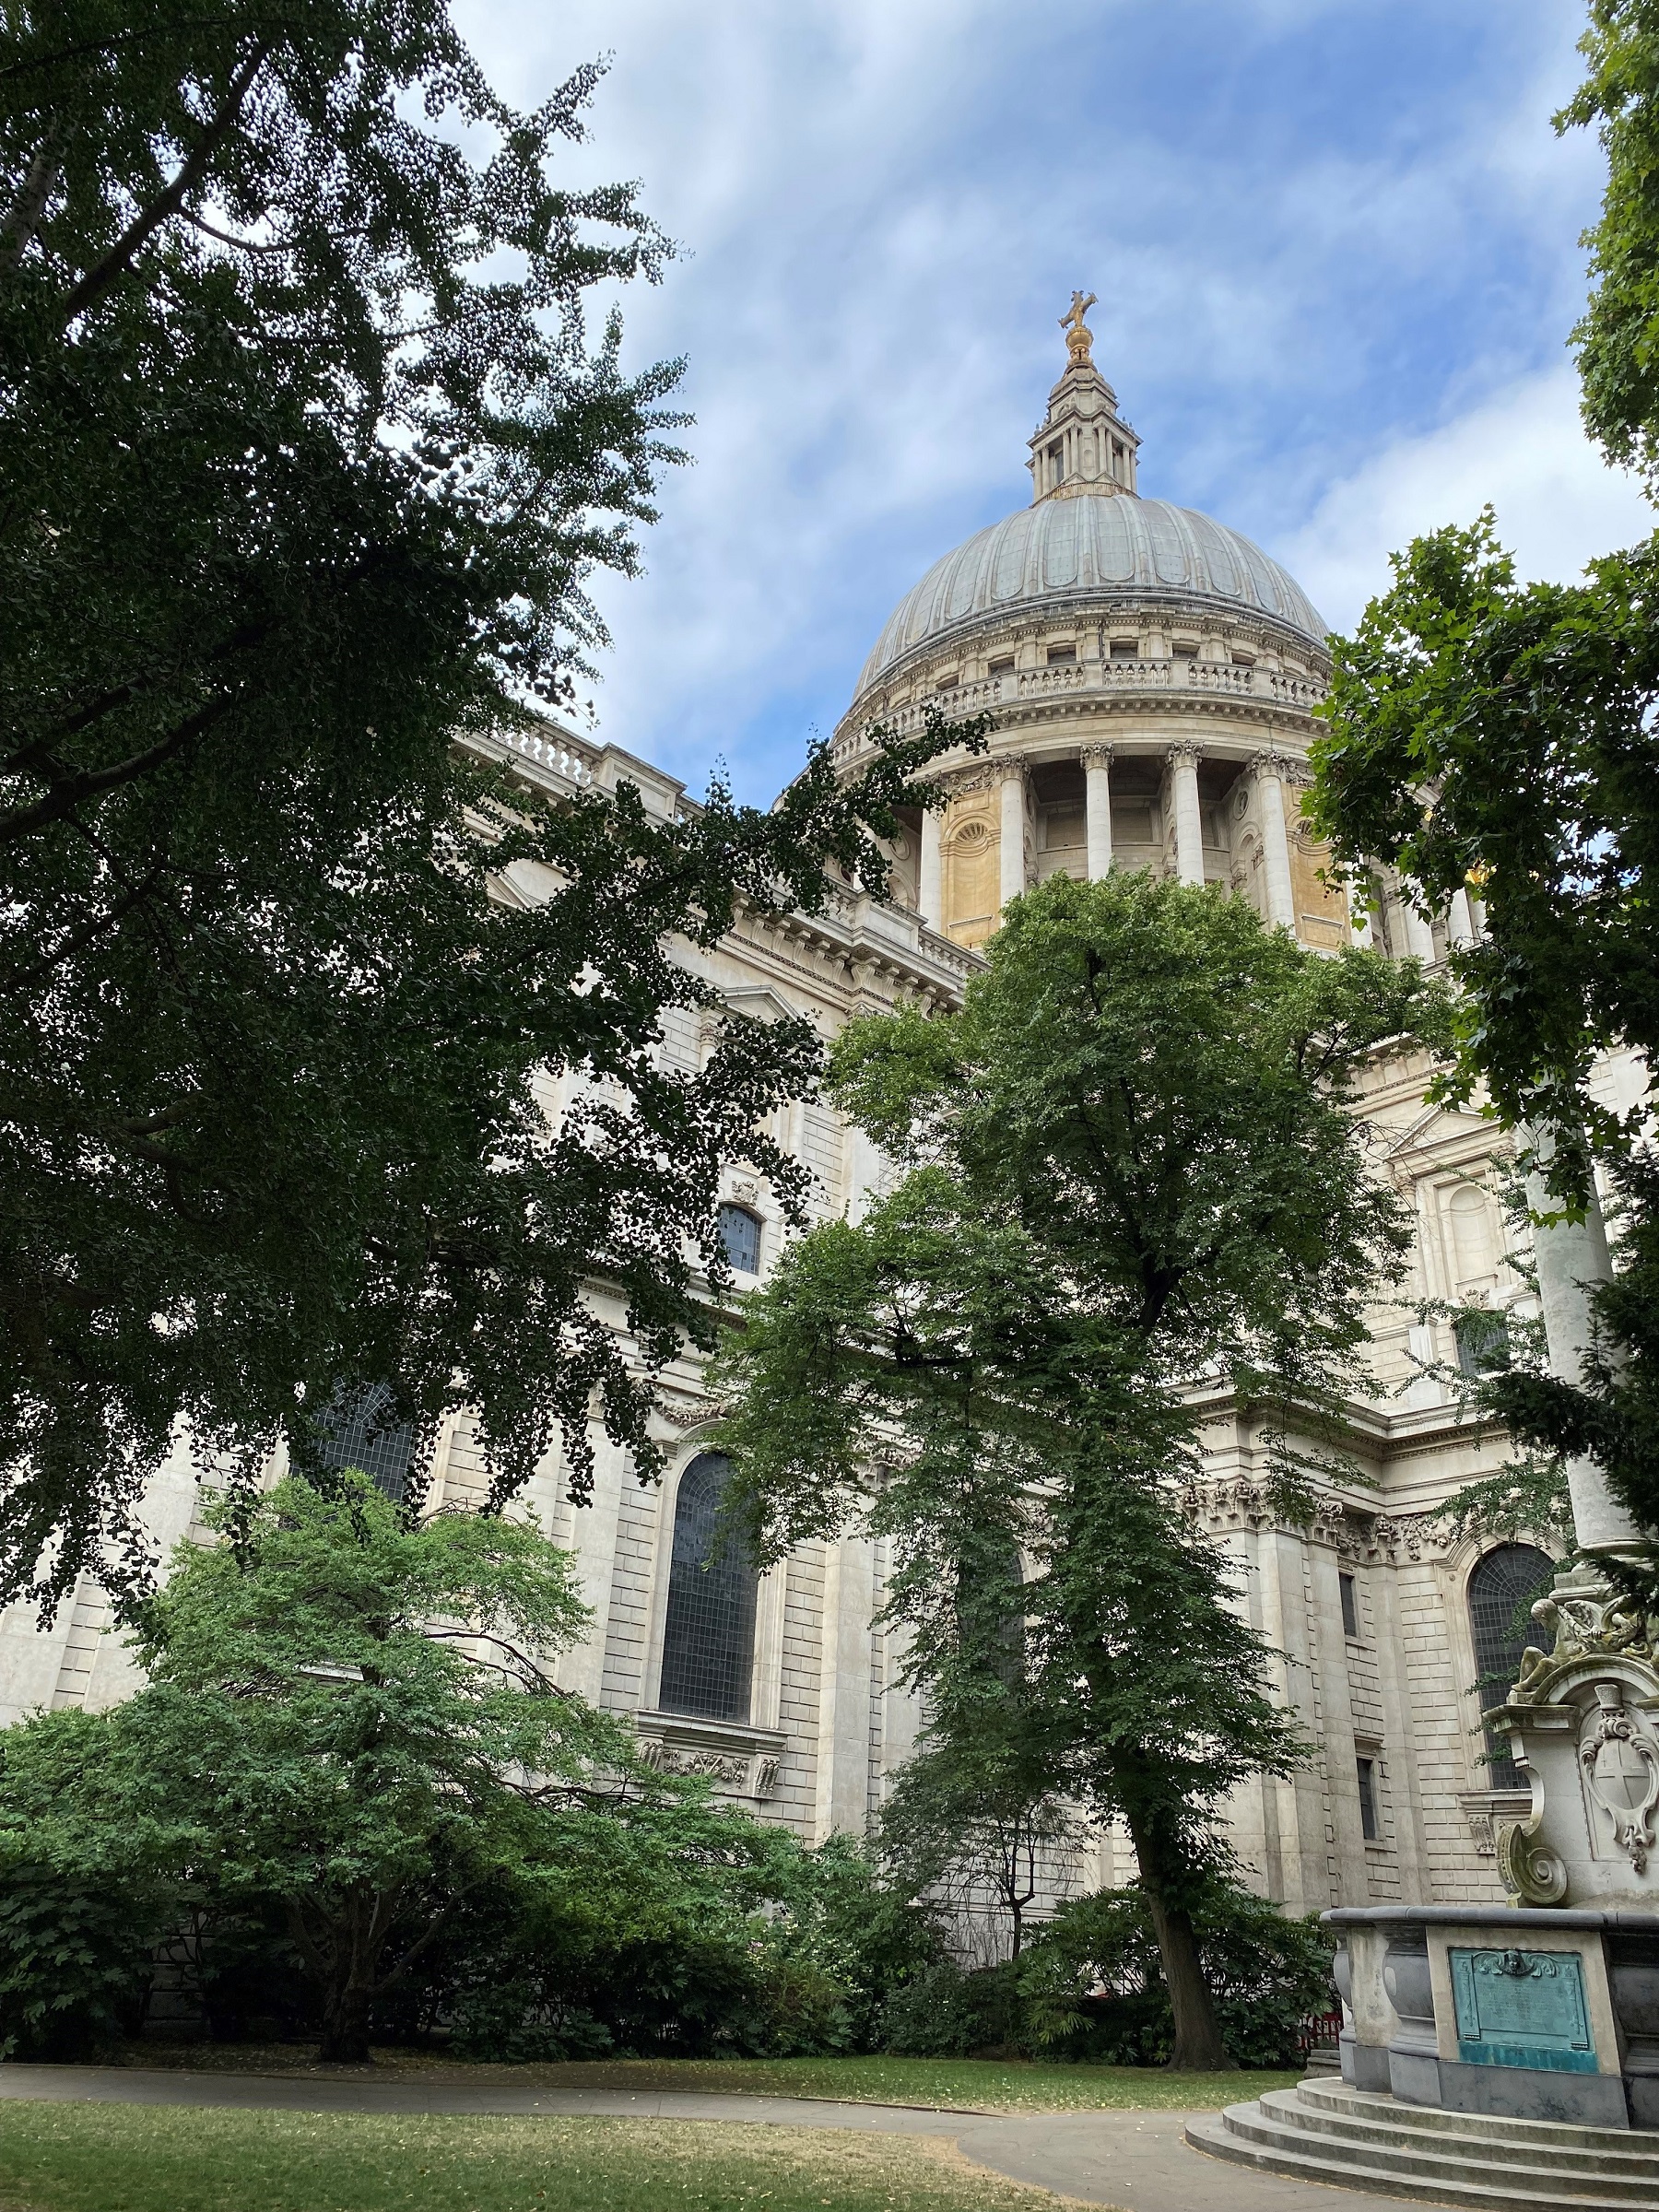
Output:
(1357, 1756), (1380, 1841)
(988, 654), (1016, 676)
(1110, 640), (1138, 659)
(716, 1203), (761, 1275)
(1046, 644), (1077, 665)
(1339, 1571), (1360, 1641)
(1172, 639), (1199, 659)
(1455, 1309), (1512, 1377)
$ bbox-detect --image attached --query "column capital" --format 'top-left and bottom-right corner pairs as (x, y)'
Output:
(1250, 746), (1309, 785)
(1164, 740), (1202, 766)
(994, 750), (1030, 783)
(1079, 741), (1115, 770)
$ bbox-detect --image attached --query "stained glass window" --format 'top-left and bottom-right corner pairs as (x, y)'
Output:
(1468, 1543), (1555, 1789)
(717, 1204), (762, 1276)
(657, 1453), (758, 1723)
(311, 1382), (414, 1501)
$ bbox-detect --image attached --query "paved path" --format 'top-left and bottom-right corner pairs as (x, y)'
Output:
(0, 2065), (1431, 2212)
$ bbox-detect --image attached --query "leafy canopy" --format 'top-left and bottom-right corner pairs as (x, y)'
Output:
(0, 2), (975, 1610)
(1304, 30), (1659, 1528)
(716, 872), (1440, 2066)
(0, 1473), (627, 2060)
(1307, 512), (1659, 1191)
(1564, 0), (1659, 482)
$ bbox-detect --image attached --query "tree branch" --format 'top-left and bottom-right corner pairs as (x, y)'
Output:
(0, 691), (237, 847)
(1, 124), (61, 270)
(59, 41), (269, 324)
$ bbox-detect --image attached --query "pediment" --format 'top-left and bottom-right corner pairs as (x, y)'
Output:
(721, 985), (804, 1026)
(1380, 1097), (1496, 1160)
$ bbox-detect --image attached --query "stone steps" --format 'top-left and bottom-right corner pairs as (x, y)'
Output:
(1186, 2079), (1659, 2210)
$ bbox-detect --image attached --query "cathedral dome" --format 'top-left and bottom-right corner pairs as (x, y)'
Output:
(854, 491), (1327, 693)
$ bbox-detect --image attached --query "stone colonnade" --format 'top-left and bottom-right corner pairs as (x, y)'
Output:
(916, 741), (1302, 933)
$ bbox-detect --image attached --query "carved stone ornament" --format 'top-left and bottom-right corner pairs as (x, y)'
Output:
(637, 1735), (779, 1798)
(1495, 1812), (1570, 1906)
(1513, 1587), (1659, 1703)
(657, 1397), (724, 1430)
(1489, 1563), (1659, 1906)
(1078, 742), (1114, 769)
(1581, 1683), (1659, 1873)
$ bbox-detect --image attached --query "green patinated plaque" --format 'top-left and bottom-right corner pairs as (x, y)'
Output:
(1449, 1947), (1596, 2073)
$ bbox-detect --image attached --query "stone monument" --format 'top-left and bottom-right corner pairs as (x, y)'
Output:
(1193, 1172), (1659, 2196)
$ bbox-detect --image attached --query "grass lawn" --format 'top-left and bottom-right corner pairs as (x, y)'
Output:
(0, 2104), (1059, 2212)
(94, 2044), (1301, 2112)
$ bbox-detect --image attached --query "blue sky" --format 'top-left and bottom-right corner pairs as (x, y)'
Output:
(454, 0), (1654, 804)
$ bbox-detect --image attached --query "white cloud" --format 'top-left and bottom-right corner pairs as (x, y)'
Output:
(446, 0), (1629, 797)
(1283, 367), (1655, 635)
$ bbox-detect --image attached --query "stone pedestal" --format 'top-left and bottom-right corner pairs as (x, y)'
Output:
(1330, 1905), (1645, 2127)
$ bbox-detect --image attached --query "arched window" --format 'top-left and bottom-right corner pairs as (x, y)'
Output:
(956, 1543), (1026, 1687)
(716, 1203), (762, 1276)
(1468, 1544), (1556, 1788)
(657, 1453), (759, 1722)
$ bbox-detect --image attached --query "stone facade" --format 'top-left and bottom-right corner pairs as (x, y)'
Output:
(0, 317), (1610, 1930)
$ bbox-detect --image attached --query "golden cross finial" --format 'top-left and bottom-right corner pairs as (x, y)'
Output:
(1060, 289), (1098, 364)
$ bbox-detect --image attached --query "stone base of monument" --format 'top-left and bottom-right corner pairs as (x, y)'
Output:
(1186, 1903), (1659, 2205)
(1186, 2077), (1659, 2208)
(1331, 1905), (1659, 2129)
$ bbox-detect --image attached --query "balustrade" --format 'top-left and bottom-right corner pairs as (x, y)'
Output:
(840, 656), (1323, 752)
(491, 725), (596, 784)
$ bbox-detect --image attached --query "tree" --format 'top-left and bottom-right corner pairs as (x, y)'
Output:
(0, 1473), (629, 2062)
(715, 871), (1441, 2067)
(1303, 5), (1659, 1541)
(1565, 0), (1659, 483)
(0, 3), (975, 1609)
(877, 1712), (1087, 1966)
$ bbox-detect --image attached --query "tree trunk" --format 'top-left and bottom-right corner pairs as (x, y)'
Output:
(319, 1975), (374, 2065)
(1124, 1806), (1232, 2072)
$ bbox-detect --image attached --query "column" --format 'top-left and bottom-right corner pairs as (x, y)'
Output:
(1398, 878), (1437, 963)
(1167, 744), (1205, 886)
(1347, 869), (1374, 949)
(1447, 886), (1476, 949)
(1082, 743), (1113, 880)
(1253, 752), (1297, 929)
(1524, 1132), (1640, 1554)
(999, 757), (1027, 912)
(814, 1531), (877, 1841)
(919, 805), (943, 930)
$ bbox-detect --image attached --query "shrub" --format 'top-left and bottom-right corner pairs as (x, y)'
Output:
(1018, 1882), (1335, 2068)
(411, 1806), (929, 2061)
(0, 1854), (167, 2060)
(879, 1958), (1022, 2057)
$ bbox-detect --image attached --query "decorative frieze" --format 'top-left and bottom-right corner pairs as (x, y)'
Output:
(634, 1712), (786, 1800)
(1182, 1477), (1450, 1563)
